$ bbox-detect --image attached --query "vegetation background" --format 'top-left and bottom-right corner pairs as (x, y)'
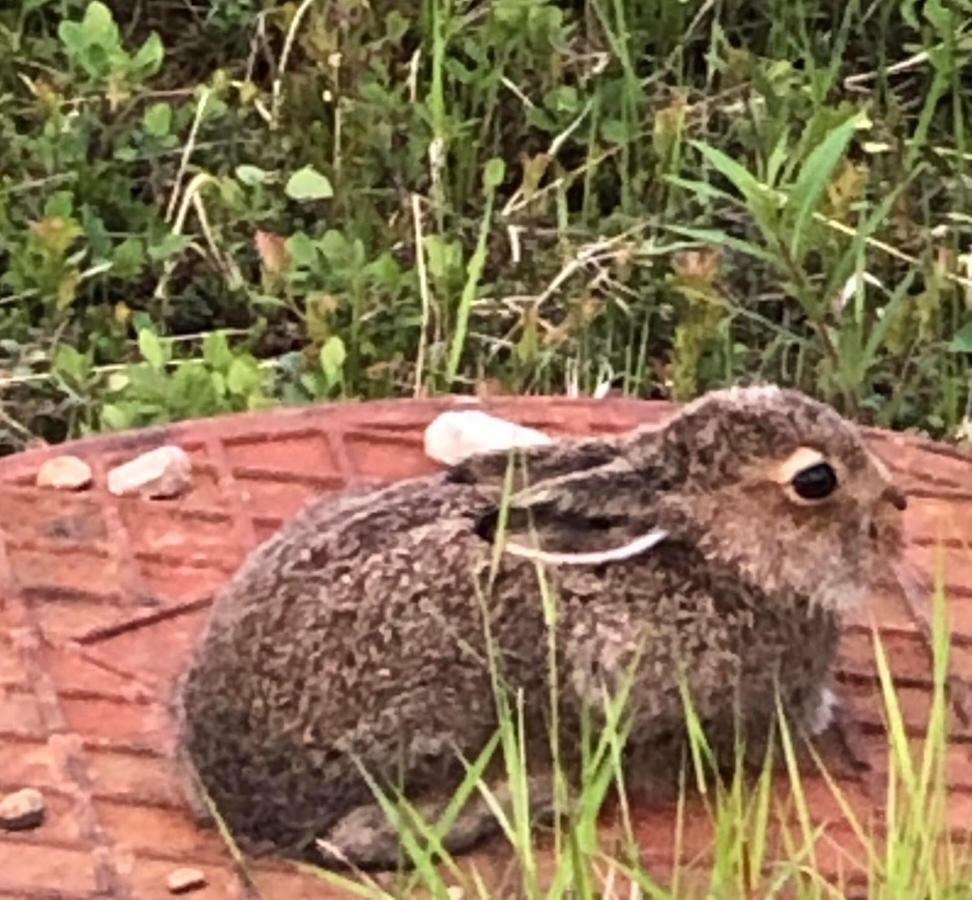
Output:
(1, 0), (971, 455)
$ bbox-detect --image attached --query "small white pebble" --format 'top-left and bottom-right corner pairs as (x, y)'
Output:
(424, 410), (552, 465)
(166, 867), (207, 894)
(36, 456), (93, 491)
(0, 787), (45, 831)
(107, 445), (192, 499)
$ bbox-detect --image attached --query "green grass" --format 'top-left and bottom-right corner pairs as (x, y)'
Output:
(286, 559), (968, 900)
(1, 0), (971, 453)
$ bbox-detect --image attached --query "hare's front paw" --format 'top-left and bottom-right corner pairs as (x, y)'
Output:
(807, 686), (838, 736)
(316, 803), (404, 870)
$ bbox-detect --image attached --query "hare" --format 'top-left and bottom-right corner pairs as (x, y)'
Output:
(176, 385), (907, 868)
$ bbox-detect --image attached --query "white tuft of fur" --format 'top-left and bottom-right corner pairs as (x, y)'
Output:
(808, 686), (838, 736)
(503, 528), (669, 567)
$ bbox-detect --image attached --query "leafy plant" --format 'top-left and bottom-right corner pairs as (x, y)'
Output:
(0, 0), (969, 452)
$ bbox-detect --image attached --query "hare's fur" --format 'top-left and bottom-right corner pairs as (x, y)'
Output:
(177, 386), (905, 866)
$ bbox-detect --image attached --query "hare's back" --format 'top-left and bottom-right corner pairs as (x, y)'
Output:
(185, 475), (508, 724)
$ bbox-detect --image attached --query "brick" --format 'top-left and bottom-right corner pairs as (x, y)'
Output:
(774, 774), (874, 827)
(343, 431), (439, 480)
(167, 464), (225, 513)
(629, 798), (715, 865)
(0, 841), (100, 894)
(901, 446), (972, 491)
(775, 822), (873, 885)
(838, 680), (966, 739)
(120, 506), (242, 569)
(904, 496), (972, 546)
(34, 598), (143, 643)
(8, 546), (120, 597)
(838, 631), (932, 684)
(250, 866), (367, 899)
(60, 697), (170, 751)
(80, 607), (209, 689)
(224, 431), (338, 477)
(137, 560), (227, 606)
(42, 643), (152, 702)
(908, 544), (972, 598)
(85, 749), (186, 807)
(855, 734), (972, 790)
(843, 586), (920, 634)
(947, 789), (972, 835)
(253, 517), (285, 544)
(0, 635), (27, 689)
(0, 487), (108, 545)
(0, 740), (65, 791)
(0, 689), (45, 738)
(235, 475), (336, 521)
(939, 598), (972, 648)
(94, 800), (228, 858)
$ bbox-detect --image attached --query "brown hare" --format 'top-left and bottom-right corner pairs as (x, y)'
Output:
(176, 385), (906, 868)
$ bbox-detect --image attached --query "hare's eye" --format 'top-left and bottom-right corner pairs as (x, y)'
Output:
(791, 462), (838, 501)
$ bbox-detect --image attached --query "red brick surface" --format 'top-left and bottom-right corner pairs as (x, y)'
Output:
(0, 397), (969, 898)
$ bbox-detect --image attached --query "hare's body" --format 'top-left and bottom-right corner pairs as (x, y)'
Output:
(178, 387), (905, 866)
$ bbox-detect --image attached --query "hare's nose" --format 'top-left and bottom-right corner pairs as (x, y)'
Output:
(881, 485), (908, 511)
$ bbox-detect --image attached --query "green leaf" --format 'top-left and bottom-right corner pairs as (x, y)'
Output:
(226, 357), (261, 395)
(690, 140), (780, 239)
(286, 232), (318, 268)
(949, 321), (972, 352)
(601, 119), (629, 144)
(112, 238), (145, 278)
(53, 346), (91, 384)
(138, 328), (166, 369)
(202, 331), (233, 371)
(691, 140), (768, 208)
(143, 102), (171, 137)
(319, 335), (346, 386)
(787, 112), (864, 260)
(285, 166), (334, 201)
(484, 158), (505, 190)
(101, 404), (132, 431)
(131, 33), (164, 77)
(84, 2), (117, 40)
(319, 230), (350, 265)
(148, 232), (191, 261)
(235, 164), (268, 186)
(661, 175), (739, 206)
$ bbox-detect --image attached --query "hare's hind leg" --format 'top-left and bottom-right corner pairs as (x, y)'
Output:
(314, 774), (555, 870)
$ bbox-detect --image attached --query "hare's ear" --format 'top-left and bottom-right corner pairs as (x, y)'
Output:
(446, 437), (619, 492)
(474, 457), (669, 567)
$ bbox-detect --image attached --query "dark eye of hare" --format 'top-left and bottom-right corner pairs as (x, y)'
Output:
(791, 462), (838, 501)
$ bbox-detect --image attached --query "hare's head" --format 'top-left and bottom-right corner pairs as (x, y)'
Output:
(632, 384), (907, 609)
(489, 385), (905, 612)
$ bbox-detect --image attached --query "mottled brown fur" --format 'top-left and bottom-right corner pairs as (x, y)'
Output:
(176, 386), (904, 867)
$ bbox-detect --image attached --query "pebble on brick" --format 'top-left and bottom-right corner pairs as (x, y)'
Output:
(107, 445), (192, 499)
(0, 787), (45, 831)
(166, 867), (207, 894)
(36, 455), (93, 491)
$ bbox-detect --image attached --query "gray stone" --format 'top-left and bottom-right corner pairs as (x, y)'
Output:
(107, 445), (192, 499)
(0, 787), (45, 831)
